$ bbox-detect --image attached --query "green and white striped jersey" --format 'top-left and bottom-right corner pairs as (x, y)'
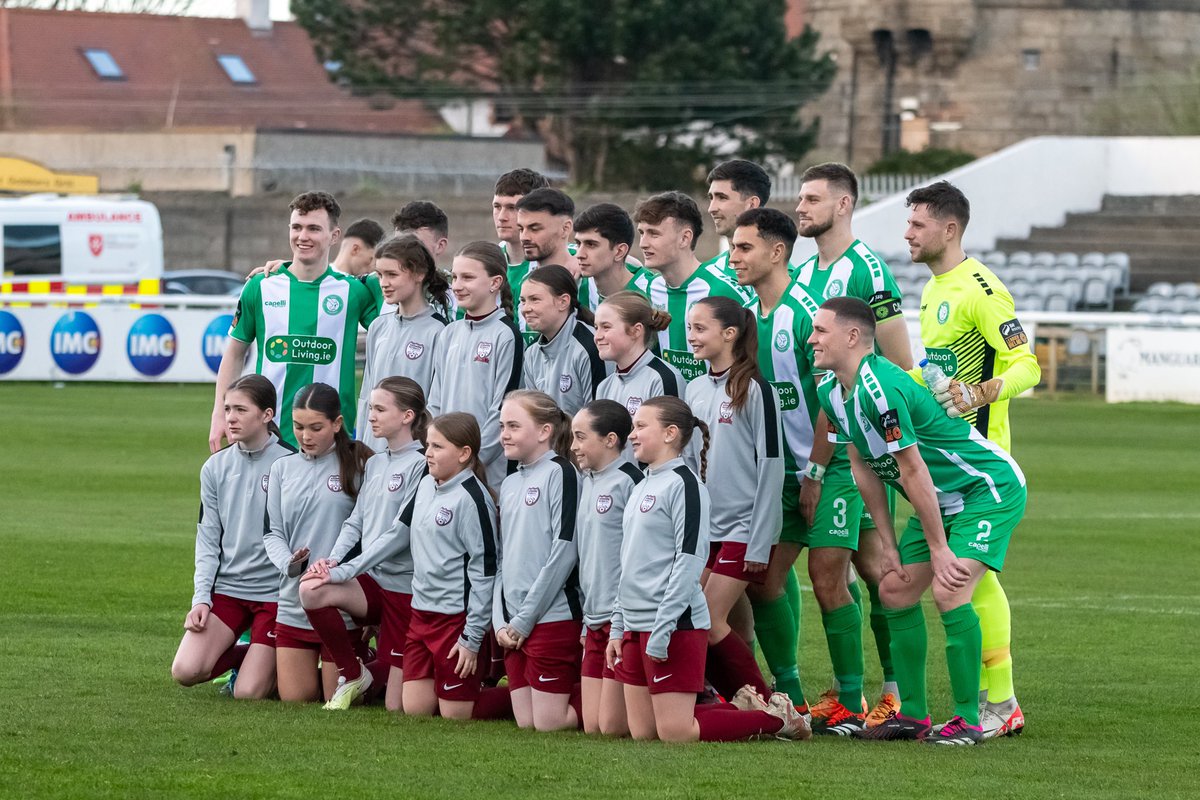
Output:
(816, 354), (1026, 515)
(750, 278), (823, 482)
(229, 264), (377, 446)
(628, 260), (755, 381)
(790, 240), (903, 324)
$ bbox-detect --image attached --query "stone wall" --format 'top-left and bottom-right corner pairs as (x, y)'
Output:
(803, 0), (1200, 167)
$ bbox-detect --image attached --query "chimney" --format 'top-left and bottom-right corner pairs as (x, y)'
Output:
(237, 0), (272, 32)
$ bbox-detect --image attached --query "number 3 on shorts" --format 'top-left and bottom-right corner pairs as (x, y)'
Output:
(832, 498), (848, 529)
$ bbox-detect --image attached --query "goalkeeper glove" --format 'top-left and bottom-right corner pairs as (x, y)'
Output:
(935, 378), (1004, 417)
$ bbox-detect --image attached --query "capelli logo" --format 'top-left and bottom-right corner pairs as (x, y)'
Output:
(264, 300), (287, 308)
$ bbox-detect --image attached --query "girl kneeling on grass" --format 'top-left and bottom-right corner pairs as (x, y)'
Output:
(605, 396), (809, 742)
(172, 374), (294, 699)
(299, 377), (430, 711)
(401, 413), (501, 720)
(572, 399), (642, 736)
(494, 390), (584, 731)
(263, 383), (372, 703)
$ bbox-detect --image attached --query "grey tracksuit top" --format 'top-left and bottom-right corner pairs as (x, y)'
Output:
(264, 447), (358, 629)
(326, 441), (427, 592)
(521, 313), (609, 417)
(409, 469), (500, 653)
(685, 371), (784, 565)
(192, 433), (295, 608)
(596, 348), (685, 462)
(494, 451), (583, 638)
(427, 308), (524, 488)
(356, 306), (447, 451)
(577, 458), (643, 630)
(610, 457), (711, 659)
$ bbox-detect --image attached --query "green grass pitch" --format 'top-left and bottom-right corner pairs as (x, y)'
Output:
(1, 383), (1197, 799)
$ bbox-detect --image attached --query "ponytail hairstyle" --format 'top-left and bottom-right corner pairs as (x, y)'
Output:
(226, 373), (282, 441)
(375, 234), (451, 318)
(457, 241), (514, 318)
(375, 375), (431, 445)
(524, 264), (595, 326)
(641, 396), (711, 481)
(292, 382), (372, 500)
(600, 290), (671, 348)
(428, 412), (494, 498)
(579, 398), (633, 449)
(695, 295), (761, 411)
(504, 389), (573, 460)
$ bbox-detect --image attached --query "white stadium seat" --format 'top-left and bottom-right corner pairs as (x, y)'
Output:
(1146, 282), (1175, 298)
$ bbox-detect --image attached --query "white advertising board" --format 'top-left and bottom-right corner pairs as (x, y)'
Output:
(1106, 327), (1200, 403)
(0, 303), (236, 383)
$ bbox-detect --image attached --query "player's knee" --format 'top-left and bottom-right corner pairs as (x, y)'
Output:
(441, 703), (472, 721)
(878, 574), (913, 607)
(656, 719), (695, 742)
(930, 582), (969, 611)
(297, 583), (322, 609)
(231, 675), (272, 700)
(599, 717), (628, 737)
(170, 658), (206, 686)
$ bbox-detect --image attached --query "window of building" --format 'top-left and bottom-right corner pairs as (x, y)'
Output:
(82, 49), (124, 80)
(1023, 49), (1041, 71)
(4, 225), (63, 275)
(216, 55), (257, 85)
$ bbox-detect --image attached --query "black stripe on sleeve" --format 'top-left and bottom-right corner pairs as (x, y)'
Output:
(671, 465), (703, 556)
(463, 476), (498, 576)
(753, 376), (781, 459)
(397, 494), (417, 527)
(197, 502), (204, 524)
(975, 343), (997, 437)
(501, 314), (525, 394)
(647, 356), (680, 397)
(618, 462), (645, 485)
(571, 322), (607, 400)
(552, 456), (579, 542)
(973, 272), (994, 296)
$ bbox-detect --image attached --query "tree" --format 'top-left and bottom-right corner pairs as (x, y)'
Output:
(293, 0), (835, 189)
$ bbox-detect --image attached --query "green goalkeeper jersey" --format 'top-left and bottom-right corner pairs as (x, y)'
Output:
(914, 258), (1041, 454)
(816, 353), (1026, 514)
(750, 278), (823, 483)
(628, 259), (755, 381)
(229, 264), (377, 446)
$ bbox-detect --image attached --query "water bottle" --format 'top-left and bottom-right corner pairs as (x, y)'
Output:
(920, 358), (951, 395)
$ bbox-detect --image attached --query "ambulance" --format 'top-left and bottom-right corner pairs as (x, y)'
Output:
(0, 195), (163, 288)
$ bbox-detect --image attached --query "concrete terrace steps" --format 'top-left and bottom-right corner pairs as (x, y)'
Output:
(993, 195), (1200, 292)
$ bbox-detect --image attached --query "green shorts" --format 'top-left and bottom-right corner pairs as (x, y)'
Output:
(897, 487), (1028, 572)
(858, 484), (897, 532)
(779, 473), (861, 551)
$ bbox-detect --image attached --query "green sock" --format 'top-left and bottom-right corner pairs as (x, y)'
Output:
(822, 602), (864, 710)
(941, 603), (983, 726)
(784, 566), (802, 626)
(848, 575), (864, 615)
(885, 603), (928, 721)
(751, 593), (804, 706)
(866, 580), (895, 682)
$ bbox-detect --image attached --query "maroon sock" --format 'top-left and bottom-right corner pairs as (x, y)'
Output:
(568, 683), (583, 729)
(706, 633), (771, 699)
(207, 642), (249, 681)
(305, 607), (361, 679)
(470, 686), (514, 720)
(693, 704), (783, 741)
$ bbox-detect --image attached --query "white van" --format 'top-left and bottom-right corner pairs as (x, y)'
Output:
(0, 195), (163, 284)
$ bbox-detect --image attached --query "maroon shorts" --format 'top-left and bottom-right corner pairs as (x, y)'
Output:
(581, 624), (615, 681)
(706, 541), (769, 585)
(352, 573), (385, 626)
(403, 609), (482, 702)
(375, 586), (413, 669)
(503, 619), (582, 694)
(614, 629), (707, 694)
(209, 593), (277, 647)
(274, 622), (370, 663)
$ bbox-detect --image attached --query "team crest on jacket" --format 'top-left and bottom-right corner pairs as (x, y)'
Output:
(474, 341), (493, 363)
(718, 401), (734, 424)
(626, 396), (643, 415)
(639, 494), (656, 513)
(327, 474), (343, 493)
(596, 494), (613, 514)
(388, 473), (405, 492)
(435, 507), (454, 526)
(559, 374), (573, 393)
(260, 475), (269, 492)
(405, 341), (425, 360)
(525, 486), (541, 506)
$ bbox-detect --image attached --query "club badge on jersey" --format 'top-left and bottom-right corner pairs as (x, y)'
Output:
(626, 396), (643, 416)
(718, 401), (734, 425)
(596, 495), (613, 514)
(474, 341), (493, 363)
(388, 473), (405, 492)
(525, 486), (541, 506)
(327, 474), (343, 492)
(640, 495), (656, 513)
(435, 507), (454, 526)
(406, 341), (425, 360)
(559, 374), (573, 393)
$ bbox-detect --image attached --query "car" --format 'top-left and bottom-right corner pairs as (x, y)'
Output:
(161, 269), (244, 296)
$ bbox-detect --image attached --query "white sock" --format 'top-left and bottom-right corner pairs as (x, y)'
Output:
(881, 680), (899, 697)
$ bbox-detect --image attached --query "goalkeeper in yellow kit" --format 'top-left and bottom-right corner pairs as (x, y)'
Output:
(903, 181), (1041, 739)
